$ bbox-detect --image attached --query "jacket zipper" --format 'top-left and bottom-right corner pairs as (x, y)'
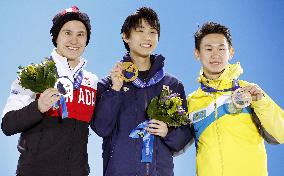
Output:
(213, 93), (224, 176)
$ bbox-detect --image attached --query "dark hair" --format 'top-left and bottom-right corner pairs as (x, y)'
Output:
(121, 7), (160, 52)
(50, 6), (91, 47)
(194, 22), (232, 51)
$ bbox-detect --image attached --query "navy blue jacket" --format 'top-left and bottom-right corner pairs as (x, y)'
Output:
(91, 55), (193, 176)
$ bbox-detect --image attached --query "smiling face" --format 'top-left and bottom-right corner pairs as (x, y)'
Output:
(195, 33), (234, 79)
(56, 20), (87, 64)
(122, 19), (158, 59)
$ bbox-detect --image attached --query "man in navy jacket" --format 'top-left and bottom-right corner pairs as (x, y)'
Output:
(91, 7), (193, 176)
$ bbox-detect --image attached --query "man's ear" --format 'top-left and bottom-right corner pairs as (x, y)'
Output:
(194, 49), (200, 60)
(229, 47), (235, 60)
(122, 33), (129, 43)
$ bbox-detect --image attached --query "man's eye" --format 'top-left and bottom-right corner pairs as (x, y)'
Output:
(78, 33), (85, 36)
(65, 32), (71, 35)
(206, 48), (212, 51)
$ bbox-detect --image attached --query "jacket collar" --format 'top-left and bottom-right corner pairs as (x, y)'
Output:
(197, 62), (243, 90)
(51, 48), (87, 82)
(148, 54), (165, 79)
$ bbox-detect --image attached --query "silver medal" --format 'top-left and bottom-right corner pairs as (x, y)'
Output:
(54, 77), (73, 98)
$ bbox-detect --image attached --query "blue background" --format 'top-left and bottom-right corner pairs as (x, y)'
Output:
(1, 0), (284, 175)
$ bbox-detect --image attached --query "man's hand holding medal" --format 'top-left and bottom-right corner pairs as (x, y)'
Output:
(110, 61), (138, 91)
(241, 85), (264, 101)
(38, 88), (60, 113)
(38, 77), (73, 114)
(232, 85), (263, 109)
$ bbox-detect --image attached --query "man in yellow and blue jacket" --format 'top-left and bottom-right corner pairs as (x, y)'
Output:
(187, 21), (284, 176)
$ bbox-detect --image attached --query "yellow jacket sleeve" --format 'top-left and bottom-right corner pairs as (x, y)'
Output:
(251, 93), (284, 144)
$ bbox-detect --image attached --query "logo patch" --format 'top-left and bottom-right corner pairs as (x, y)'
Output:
(123, 86), (129, 92)
(84, 77), (91, 86)
(192, 110), (206, 123)
(11, 89), (19, 95)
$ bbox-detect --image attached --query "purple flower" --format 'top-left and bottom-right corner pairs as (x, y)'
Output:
(161, 95), (171, 102)
(177, 106), (185, 115)
(170, 93), (180, 98)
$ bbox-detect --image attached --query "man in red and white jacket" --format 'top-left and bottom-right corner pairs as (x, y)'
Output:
(1, 6), (98, 176)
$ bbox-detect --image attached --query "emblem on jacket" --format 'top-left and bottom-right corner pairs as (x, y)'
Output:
(191, 110), (206, 123)
(123, 86), (129, 92)
(11, 89), (20, 95)
(84, 77), (91, 86)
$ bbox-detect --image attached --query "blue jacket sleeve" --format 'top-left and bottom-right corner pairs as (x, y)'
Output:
(162, 81), (194, 152)
(91, 77), (123, 137)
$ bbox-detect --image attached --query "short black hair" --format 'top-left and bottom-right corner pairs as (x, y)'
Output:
(121, 7), (160, 52)
(194, 22), (232, 51)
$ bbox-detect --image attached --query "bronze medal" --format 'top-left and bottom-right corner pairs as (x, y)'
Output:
(227, 102), (243, 114)
(232, 88), (252, 109)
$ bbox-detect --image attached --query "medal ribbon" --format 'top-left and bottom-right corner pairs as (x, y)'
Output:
(73, 70), (83, 89)
(201, 79), (240, 93)
(132, 69), (164, 88)
(54, 96), (68, 119)
(129, 121), (154, 163)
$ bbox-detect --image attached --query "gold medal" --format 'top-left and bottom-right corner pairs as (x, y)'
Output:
(232, 88), (252, 109)
(121, 62), (138, 82)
